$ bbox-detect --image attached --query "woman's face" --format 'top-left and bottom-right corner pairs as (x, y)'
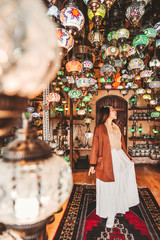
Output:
(109, 107), (117, 120)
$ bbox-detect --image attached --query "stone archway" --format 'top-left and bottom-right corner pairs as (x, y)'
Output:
(96, 95), (128, 147)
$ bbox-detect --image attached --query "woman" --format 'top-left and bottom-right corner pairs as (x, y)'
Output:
(88, 106), (139, 229)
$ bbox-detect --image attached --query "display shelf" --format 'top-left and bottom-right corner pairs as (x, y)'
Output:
(129, 119), (160, 122)
(129, 137), (160, 143)
(50, 116), (94, 120)
(128, 107), (154, 110)
(73, 148), (91, 151)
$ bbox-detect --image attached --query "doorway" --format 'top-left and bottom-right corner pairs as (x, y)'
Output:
(96, 95), (128, 147)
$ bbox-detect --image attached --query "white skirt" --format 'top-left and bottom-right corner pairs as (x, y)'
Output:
(96, 149), (140, 218)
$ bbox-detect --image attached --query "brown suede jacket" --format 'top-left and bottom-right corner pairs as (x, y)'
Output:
(90, 124), (131, 182)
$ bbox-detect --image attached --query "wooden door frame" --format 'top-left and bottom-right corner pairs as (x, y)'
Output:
(96, 95), (128, 148)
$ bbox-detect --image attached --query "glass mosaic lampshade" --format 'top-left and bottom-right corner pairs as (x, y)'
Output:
(151, 111), (160, 118)
(66, 60), (82, 75)
(88, 28), (104, 48)
(76, 78), (90, 88)
(149, 57), (160, 68)
(105, 84), (112, 90)
(155, 106), (160, 112)
(150, 99), (158, 106)
(136, 88), (146, 95)
(128, 58), (144, 74)
(144, 27), (157, 39)
(132, 34), (149, 54)
(82, 60), (93, 70)
(101, 63), (115, 76)
(60, 5), (85, 35)
(140, 70), (152, 78)
(126, 1), (145, 26)
(149, 76), (160, 89)
(88, 4), (106, 25)
(56, 28), (74, 56)
(102, 46), (119, 61)
(143, 94), (151, 100)
(78, 109), (86, 115)
(68, 89), (82, 99)
(47, 93), (61, 102)
(154, 22), (160, 37)
(47, 5), (60, 20)
(107, 31), (117, 45)
(115, 28), (130, 41)
(83, 95), (91, 102)
(119, 44), (131, 60)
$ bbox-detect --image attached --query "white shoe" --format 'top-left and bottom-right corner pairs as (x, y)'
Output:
(106, 216), (115, 228)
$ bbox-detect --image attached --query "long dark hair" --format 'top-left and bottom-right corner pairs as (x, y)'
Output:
(98, 106), (110, 125)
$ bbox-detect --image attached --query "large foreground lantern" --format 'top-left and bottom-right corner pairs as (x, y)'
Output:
(0, 120), (73, 239)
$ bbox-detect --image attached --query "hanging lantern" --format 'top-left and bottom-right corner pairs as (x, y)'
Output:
(84, 117), (92, 124)
(149, 57), (160, 69)
(115, 28), (130, 45)
(132, 34), (149, 54)
(76, 77), (90, 88)
(83, 95), (91, 102)
(105, 84), (112, 90)
(128, 46), (137, 56)
(119, 44), (131, 60)
(66, 59), (82, 76)
(101, 63), (115, 77)
(68, 89), (82, 101)
(151, 111), (160, 118)
(149, 76), (160, 89)
(150, 98), (158, 106)
(82, 60), (93, 70)
(129, 95), (138, 107)
(78, 109), (86, 115)
(83, 0), (103, 14)
(60, 3), (85, 36)
(125, 1), (145, 26)
(56, 28), (74, 57)
(88, 4), (106, 25)
(63, 86), (70, 92)
(102, 46), (119, 61)
(89, 78), (97, 85)
(67, 76), (78, 84)
(47, 92), (61, 103)
(143, 94), (151, 100)
(121, 89), (128, 96)
(154, 22), (160, 37)
(140, 70), (152, 78)
(144, 27), (157, 45)
(88, 27), (104, 48)
(136, 87), (146, 95)
(128, 58), (144, 75)
(0, 121), (72, 238)
(47, 5), (60, 21)
(107, 31), (117, 45)
(131, 83), (139, 89)
(155, 106), (160, 112)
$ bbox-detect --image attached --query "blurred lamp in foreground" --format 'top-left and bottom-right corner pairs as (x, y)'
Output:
(0, 120), (73, 239)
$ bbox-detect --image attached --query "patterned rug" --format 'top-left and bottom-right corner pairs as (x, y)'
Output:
(53, 185), (160, 240)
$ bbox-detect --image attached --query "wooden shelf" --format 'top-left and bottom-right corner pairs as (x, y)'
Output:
(73, 148), (91, 151)
(50, 116), (94, 120)
(129, 137), (160, 143)
(129, 119), (160, 122)
(128, 107), (153, 110)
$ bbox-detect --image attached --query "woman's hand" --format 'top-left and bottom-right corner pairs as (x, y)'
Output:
(88, 166), (96, 176)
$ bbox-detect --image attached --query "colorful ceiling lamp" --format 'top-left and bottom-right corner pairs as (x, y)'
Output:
(115, 28), (130, 45)
(128, 46), (137, 56)
(66, 58), (82, 76)
(149, 76), (160, 89)
(119, 44), (131, 60)
(101, 63), (115, 77)
(76, 78), (90, 88)
(125, 1), (145, 26)
(131, 83), (139, 89)
(68, 89), (82, 99)
(150, 98), (158, 106)
(154, 22), (160, 37)
(89, 78), (97, 85)
(155, 106), (160, 112)
(128, 58), (144, 75)
(83, 95), (91, 102)
(149, 57), (160, 69)
(82, 60), (93, 70)
(140, 70), (152, 78)
(84, 117), (92, 124)
(83, 0), (103, 14)
(136, 87), (146, 95)
(107, 31), (117, 45)
(105, 84), (112, 90)
(67, 76), (78, 84)
(88, 27), (104, 49)
(132, 34), (149, 54)
(102, 46), (119, 61)
(144, 27), (157, 44)
(151, 111), (160, 118)
(143, 94), (151, 100)
(121, 89), (128, 96)
(63, 86), (70, 92)
(78, 109), (86, 115)
(60, 2), (85, 36)
(88, 4), (106, 25)
(47, 92), (60, 102)
(47, 5), (60, 21)
(56, 28), (74, 57)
